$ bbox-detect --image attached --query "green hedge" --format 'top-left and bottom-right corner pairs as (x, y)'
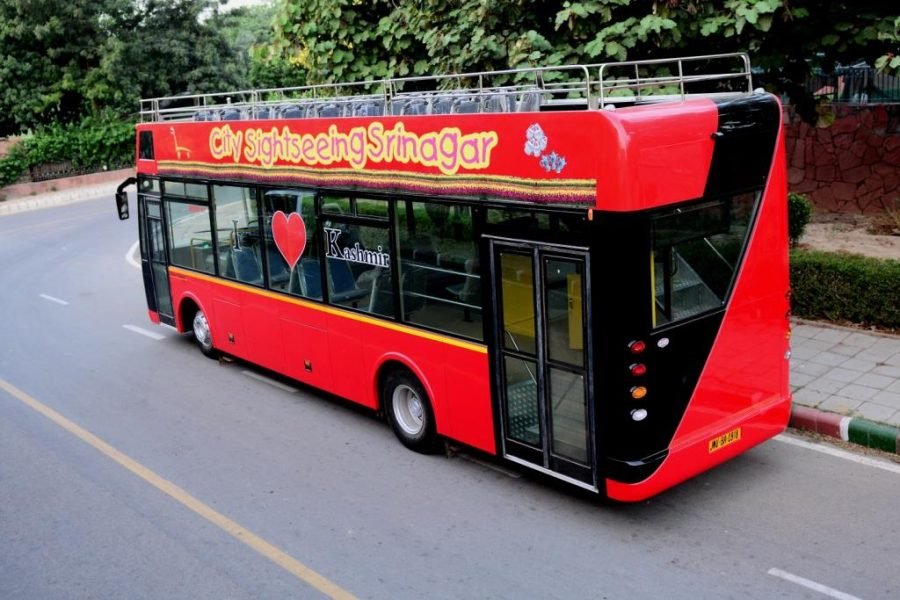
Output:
(791, 249), (900, 330)
(0, 116), (134, 188)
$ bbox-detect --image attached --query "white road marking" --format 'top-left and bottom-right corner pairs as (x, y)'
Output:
(39, 294), (69, 305)
(122, 324), (166, 341)
(126, 239), (141, 269)
(775, 433), (900, 475)
(241, 370), (298, 393)
(768, 568), (862, 600)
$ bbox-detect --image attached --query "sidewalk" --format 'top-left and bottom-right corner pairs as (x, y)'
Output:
(0, 168), (131, 216)
(790, 320), (900, 454)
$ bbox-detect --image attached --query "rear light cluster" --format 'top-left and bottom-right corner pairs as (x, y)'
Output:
(627, 339), (649, 421)
(625, 337), (669, 421)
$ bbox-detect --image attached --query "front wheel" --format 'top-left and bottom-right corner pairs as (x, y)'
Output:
(383, 370), (440, 454)
(192, 309), (216, 358)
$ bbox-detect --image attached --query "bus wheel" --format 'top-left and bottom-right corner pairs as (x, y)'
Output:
(192, 309), (216, 358)
(383, 370), (439, 454)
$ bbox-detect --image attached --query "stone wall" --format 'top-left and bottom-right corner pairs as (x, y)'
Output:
(785, 105), (899, 213)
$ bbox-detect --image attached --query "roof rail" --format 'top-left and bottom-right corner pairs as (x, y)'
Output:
(139, 52), (753, 122)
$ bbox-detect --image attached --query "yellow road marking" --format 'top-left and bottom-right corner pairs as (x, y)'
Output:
(0, 377), (357, 600)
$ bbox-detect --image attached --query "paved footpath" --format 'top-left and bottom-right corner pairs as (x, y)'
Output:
(790, 320), (900, 454)
(3, 182), (900, 455)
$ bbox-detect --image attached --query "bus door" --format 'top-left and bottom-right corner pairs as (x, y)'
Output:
(488, 238), (595, 489)
(139, 197), (174, 324)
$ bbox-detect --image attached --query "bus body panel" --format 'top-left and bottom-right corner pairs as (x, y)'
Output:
(167, 269), (496, 454)
(597, 99), (719, 212)
(605, 113), (791, 502)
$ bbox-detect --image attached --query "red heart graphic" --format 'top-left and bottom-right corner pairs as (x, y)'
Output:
(271, 210), (307, 270)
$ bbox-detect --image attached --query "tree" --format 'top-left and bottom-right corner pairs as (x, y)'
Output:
(0, 0), (257, 135)
(0, 0), (129, 134)
(264, 0), (899, 120)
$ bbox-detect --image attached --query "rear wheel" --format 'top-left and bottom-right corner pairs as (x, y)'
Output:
(192, 309), (216, 358)
(383, 370), (440, 453)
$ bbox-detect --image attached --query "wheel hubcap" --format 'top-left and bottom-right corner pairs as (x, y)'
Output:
(393, 384), (424, 436)
(193, 312), (211, 349)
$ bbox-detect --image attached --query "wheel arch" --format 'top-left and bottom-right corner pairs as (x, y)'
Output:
(373, 353), (438, 420)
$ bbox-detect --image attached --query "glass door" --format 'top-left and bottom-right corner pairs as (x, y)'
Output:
(139, 197), (174, 323)
(490, 239), (594, 488)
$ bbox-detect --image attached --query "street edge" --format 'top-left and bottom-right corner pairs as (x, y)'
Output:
(790, 405), (900, 455)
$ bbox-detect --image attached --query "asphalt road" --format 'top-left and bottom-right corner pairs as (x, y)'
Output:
(1, 196), (898, 599)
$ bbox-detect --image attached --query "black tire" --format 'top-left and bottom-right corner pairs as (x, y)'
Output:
(382, 369), (440, 454)
(191, 308), (217, 358)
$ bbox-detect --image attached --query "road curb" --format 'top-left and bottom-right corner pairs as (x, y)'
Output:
(790, 405), (900, 455)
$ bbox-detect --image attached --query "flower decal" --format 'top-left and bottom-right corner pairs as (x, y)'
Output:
(524, 124), (548, 157)
(524, 123), (567, 174)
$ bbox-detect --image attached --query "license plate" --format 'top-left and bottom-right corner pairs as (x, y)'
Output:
(708, 428), (742, 453)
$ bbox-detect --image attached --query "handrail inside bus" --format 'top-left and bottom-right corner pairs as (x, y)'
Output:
(139, 52), (753, 122)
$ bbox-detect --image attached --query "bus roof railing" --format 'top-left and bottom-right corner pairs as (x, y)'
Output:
(139, 52), (753, 122)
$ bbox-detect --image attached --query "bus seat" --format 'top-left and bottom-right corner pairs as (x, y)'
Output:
(453, 98), (480, 114)
(354, 101), (384, 117)
(432, 96), (453, 114)
(402, 99), (429, 115)
(485, 94), (511, 113)
(267, 246), (290, 286)
(400, 266), (427, 318)
(518, 90), (542, 112)
(367, 269), (394, 317)
(219, 108), (246, 121)
(279, 103), (304, 118)
(327, 258), (368, 304)
(231, 247), (263, 285)
(317, 103), (342, 118)
(300, 258), (323, 299)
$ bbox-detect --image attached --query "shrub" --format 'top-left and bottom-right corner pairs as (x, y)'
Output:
(0, 116), (134, 188)
(788, 192), (812, 247)
(790, 249), (900, 331)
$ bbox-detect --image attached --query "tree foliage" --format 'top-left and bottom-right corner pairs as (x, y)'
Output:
(263, 0), (898, 118)
(0, 0), (270, 135)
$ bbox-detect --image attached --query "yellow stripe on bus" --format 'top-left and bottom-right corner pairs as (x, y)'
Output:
(168, 266), (488, 354)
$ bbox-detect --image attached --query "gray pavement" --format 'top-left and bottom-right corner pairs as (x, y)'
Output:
(791, 321), (900, 428)
(3, 182), (900, 449)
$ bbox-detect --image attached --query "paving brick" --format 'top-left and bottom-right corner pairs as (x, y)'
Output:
(840, 356), (880, 372)
(806, 378), (848, 394)
(872, 365), (900, 378)
(792, 388), (831, 407)
(812, 328), (851, 344)
(810, 351), (853, 367)
(855, 402), (899, 423)
(822, 367), (865, 383)
(853, 373), (895, 391)
(818, 395), (863, 414)
(829, 343), (863, 357)
(791, 324), (822, 340)
(843, 332), (880, 347)
(872, 390), (900, 410)
(835, 383), (881, 402)
(789, 372), (816, 388)
(790, 361), (833, 377)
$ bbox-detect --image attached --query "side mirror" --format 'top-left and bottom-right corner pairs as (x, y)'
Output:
(116, 190), (130, 220)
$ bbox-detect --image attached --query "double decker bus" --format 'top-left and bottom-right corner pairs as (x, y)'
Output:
(117, 53), (790, 501)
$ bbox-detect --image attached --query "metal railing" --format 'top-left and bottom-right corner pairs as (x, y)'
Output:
(140, 52), (754, 122)
(807, 65), (900, 104)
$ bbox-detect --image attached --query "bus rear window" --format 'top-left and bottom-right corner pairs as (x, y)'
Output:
(651, 193), (759, 327)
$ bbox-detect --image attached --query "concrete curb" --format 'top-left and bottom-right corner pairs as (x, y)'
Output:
(790, 405), (900, 455)
(0, 168), (132, 217)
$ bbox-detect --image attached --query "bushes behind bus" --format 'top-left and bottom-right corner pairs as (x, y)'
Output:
(790, 249), (900, 331)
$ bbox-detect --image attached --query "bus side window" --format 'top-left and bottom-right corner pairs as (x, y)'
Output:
(651, 193), (759, 326)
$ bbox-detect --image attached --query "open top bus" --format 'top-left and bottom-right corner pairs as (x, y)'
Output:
(118, 53), (791, 501)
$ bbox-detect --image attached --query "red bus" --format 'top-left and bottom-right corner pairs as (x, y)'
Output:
(117, 53), (790, 501)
